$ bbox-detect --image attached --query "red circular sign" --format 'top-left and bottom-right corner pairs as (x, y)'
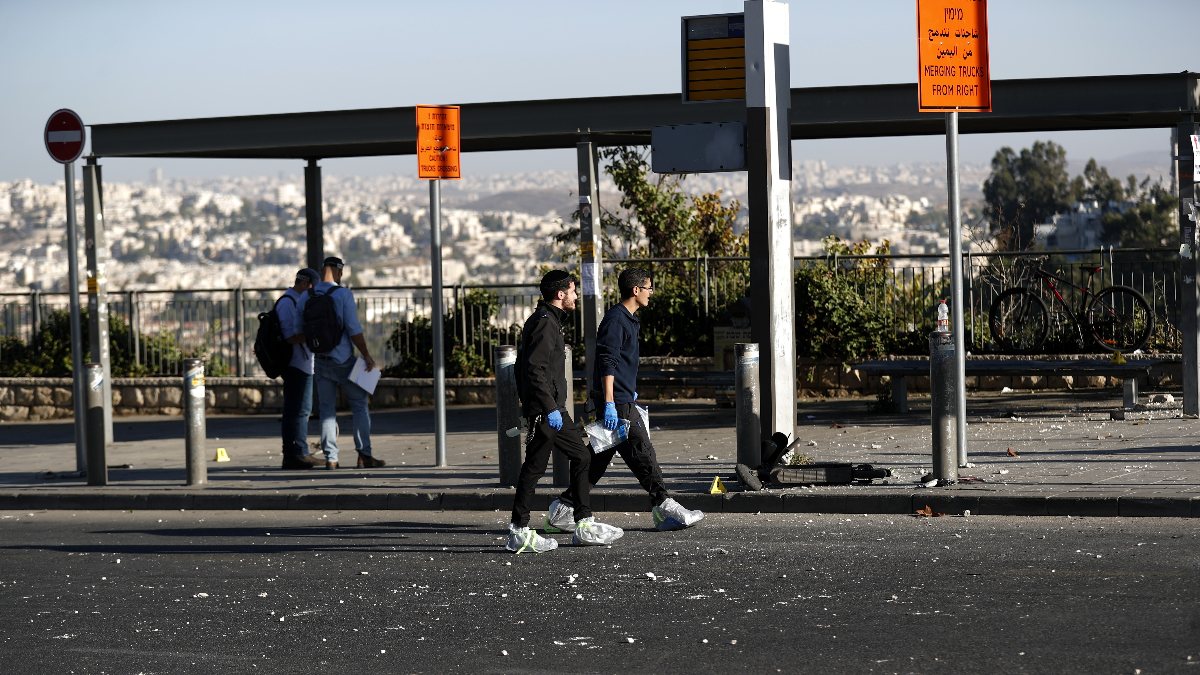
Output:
(45, 109), (86, 164)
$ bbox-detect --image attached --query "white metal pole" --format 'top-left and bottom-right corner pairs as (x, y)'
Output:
(430, 179), (448, 467)
(946, 111), (969, 466)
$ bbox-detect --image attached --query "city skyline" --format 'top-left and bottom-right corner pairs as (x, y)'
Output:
(2, 0), (1198, 183)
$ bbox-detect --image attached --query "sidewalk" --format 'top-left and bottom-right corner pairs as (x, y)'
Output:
(1, 392), (1197, 517)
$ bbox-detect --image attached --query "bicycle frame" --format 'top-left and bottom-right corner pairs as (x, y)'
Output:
(1027, 264), (1103, 341)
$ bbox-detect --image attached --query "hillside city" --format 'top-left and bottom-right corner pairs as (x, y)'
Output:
(0, 157), (1136, 293)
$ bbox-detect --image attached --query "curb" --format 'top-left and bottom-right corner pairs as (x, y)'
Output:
(1, 490), (1196, 518)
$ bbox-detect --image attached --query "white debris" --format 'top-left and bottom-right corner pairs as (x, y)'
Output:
(870, 443), (882, 450)
(645, 572), (658, 581)
(807, 440), (818, 447)
(194, 593), (209, 598)
(703, 454), (720, 461)
(565, 574), (578, 585)
(626, 637), (636, 644)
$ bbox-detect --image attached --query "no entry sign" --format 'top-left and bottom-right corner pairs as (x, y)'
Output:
(45, 109), (86, 164)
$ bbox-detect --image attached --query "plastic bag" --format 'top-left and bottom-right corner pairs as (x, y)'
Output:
(584, 419), (630, 454)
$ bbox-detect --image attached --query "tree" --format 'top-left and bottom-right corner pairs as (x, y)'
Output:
(1071, 158), (1125, 206)
(1102, 178), (1177, 248)
(982, 141), (1073, 249)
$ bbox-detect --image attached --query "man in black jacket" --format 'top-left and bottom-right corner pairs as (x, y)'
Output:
(546, 266), (704, 532)
(506, 270), (623, 553)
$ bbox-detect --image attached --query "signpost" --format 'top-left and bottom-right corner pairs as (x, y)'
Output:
(416, 105), (461, 467)
(917, 0), (991, 468)
(681, 13), (746, 102)
(44, 109), (88, 474)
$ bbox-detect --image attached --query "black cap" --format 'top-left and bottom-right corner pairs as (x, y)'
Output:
(295, 268), (319, 285)
(540, 270), (572, 287)
(322, 256), (344, 270)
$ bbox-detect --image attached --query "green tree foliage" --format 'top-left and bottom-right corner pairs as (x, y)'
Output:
(983, 141), (1073, 249)
(794, 237), (898, 361)
(554, 146), (747, 356)
(1102, 178), (1178, 248)
(0, 308), (193, 377)
(1071, 158), (1125, 206)
(383, 289), (515, 377)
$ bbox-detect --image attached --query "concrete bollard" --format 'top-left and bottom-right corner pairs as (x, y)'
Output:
(929, 331), (958, 484)
(735, 343), (762, 468)
(184, 358), (207, 486)
(494, 345), (522, 487)
(85, 363), (107, 486)
(552, 344), (573, 488)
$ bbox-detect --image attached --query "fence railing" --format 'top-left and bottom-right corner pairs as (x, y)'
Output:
(0, 248), (1179, 376)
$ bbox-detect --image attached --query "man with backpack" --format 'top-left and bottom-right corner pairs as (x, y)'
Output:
(505, 270), (622, 553)
(277, 268), (325, 470)
(309, 256), (385, 469)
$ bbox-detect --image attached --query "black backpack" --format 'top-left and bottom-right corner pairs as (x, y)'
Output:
(253, 295), (296, 379)
(303, 286), (343, 354)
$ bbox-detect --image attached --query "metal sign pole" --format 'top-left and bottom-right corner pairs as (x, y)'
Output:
(65, 161), (87, 473)
(430, 178), (448, 467)
(946, 111), (969, 466)
(83, 158), (113, 445)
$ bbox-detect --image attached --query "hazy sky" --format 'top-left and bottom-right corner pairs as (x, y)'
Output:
(2, 0), (1197, 183)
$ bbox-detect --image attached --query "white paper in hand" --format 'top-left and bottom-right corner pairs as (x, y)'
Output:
(349, 356), (381, 395)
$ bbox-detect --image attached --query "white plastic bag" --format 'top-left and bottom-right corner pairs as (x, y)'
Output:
(634, 404), (649, 440)
(584, 419), (630, 454)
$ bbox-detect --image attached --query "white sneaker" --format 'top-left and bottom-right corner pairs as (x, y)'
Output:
(544, 498), (576, 533)
(652, 497), (704, 531)
(571, 517), (624, 546)
(505, 524), (558, 554)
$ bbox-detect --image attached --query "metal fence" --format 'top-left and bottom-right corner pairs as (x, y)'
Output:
(0, 248), (1179, 376)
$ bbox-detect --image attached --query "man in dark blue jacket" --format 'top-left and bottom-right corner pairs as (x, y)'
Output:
(506, 270), (623, 553)
(546, 267), (704, 532)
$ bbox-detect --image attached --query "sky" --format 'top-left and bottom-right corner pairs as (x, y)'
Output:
(2, 0), (1198, 184)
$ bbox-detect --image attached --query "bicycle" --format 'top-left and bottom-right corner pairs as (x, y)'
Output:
(988, 259), (1153, 354)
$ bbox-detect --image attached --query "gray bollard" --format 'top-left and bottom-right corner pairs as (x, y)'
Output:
(552, 345), (573, 488)
(494, 345), (522, 487)
(735, 343), (762, 468)
(85, 363), (107, 486)
(929, 331), (958, 484)
(184, 358), (207, 486)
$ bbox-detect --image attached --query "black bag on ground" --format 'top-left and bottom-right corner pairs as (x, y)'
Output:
(253, 295), (296, 378)
(303, 286), (343, 354)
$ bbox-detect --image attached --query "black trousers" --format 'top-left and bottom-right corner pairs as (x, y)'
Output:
(510, 409), (593, 527)
(569, 401), (669, 507)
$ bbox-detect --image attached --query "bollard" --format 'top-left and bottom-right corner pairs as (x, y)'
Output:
(735, 343), (762, 468)
(494, 345), (522, 487)
(184, 358), (207, 486)
(929, 331), (958, 484)
(552, 345), (573, 488)
(85, 363), (107, 486)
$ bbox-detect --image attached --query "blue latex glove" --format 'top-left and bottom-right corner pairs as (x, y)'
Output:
(546, 409), (563, 431)
(603, 402), (618, 430)
(633, 391), (638, 401)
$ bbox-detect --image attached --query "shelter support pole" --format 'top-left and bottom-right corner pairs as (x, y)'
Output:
(577, 140), (603, 389)
(304, 159), (324, 270)
(945, 112), (969, 465)
(1176, 117), (1200, 415)
(83, 158), (114, 444)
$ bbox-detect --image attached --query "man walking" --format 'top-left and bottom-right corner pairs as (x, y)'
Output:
(506, 270), (623, 553)
(311, 256), (385, 469)
(279, 267), (324, 470)
(546, 267), (704, 532)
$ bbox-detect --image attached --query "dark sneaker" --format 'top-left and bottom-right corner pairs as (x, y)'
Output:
(356, 454), (386, 468)
(281, 455), (316, 470)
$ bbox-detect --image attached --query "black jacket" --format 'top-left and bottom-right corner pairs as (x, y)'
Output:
(517, 300), (568, 417)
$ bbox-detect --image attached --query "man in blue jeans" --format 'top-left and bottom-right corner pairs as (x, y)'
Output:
(312, 256), (385, 469)
(278, 267), (324, 470)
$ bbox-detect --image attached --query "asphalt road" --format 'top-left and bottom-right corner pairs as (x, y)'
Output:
(0, 510), (1197, 674)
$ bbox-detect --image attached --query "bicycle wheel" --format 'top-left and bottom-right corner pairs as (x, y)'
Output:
(989, 288), (1049, 353)
(1086, 285), (1153, 352)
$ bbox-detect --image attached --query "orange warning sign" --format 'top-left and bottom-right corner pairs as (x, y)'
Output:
(416, 105), (461, 179)
(916, 0), (990, 112)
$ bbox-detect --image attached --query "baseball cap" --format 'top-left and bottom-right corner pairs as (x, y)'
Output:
(295, 268), (319, 285)
(322, 256), (345, 270)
